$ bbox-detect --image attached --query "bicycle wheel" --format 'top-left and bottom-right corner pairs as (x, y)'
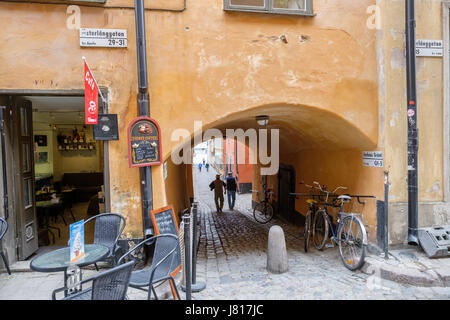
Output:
(253, 201), (274, 224)
(304, 210), (312, 252)
(337, 215), (366, 271)
(312, 209), (328, 250)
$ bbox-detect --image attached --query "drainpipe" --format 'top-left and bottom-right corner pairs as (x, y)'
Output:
(134, 0), (153, 237)
(405, 0), (419, 245)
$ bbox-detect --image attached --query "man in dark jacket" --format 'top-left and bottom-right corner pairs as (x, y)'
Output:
(209, 174), (226, 212)
(225, 172), (238, 210)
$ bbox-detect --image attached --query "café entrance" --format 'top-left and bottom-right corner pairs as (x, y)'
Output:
(0, 91), (111, 263)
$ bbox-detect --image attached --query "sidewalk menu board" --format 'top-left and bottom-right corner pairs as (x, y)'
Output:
(128, 117), (162, 168)
(70, 220), (85, 262)
(149, 205), (182, 296)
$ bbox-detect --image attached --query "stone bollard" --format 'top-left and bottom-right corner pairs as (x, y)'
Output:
(267, 225), (289, 274)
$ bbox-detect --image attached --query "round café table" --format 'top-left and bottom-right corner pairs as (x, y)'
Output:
(30, 244), (109, 296)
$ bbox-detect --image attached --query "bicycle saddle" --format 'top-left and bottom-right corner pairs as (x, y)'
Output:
(337, 195), (352, 202)
(306, 199), (318, 204)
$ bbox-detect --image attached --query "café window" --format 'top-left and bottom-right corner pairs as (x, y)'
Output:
(224, 0), (314, 16)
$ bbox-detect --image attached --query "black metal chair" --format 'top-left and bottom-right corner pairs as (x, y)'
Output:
(52, 260), (135, 300)
(0, 218), (10, 275)
(83, 213), (126, 270)
(118, 234), (181, 300)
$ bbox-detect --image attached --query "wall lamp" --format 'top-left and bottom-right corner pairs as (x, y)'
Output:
(256, 115), (269, 126)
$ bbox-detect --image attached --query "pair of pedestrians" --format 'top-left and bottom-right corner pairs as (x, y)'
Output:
(209, 172), (238, 212)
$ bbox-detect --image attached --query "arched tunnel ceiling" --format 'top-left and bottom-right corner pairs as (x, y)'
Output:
(203, 104), (377, 155)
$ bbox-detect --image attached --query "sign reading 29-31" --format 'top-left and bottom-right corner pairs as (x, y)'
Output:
(80, 28), (127, 48)
(128, 117), (162, 168)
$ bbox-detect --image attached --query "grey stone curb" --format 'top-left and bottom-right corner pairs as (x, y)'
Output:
(361, 256), (449, 287)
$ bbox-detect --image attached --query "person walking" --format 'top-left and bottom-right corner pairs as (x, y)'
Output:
(225, 172), (238, 210)
(209, 174), (226, 213)
(205, 163), (209, 172)
(198, 162), (202, 172)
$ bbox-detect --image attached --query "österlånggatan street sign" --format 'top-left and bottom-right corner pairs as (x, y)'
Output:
(80, 28), (127, 48)
(415, 39), (443, 57)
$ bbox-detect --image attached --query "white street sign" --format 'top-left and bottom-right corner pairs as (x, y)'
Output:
(80, 28), (127, 48)
(416, 39), (443, 57)
(363, 151), (383, 168)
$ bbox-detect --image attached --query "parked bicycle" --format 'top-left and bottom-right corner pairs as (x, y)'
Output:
(251, 188), (274, 224)
(290, 182), (323, 253)
(311, 181), (373, 271)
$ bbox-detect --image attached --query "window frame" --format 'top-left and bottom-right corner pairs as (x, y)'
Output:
(224, 0), (315, 16)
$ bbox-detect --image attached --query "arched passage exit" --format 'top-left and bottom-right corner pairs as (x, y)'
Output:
(161, 103), (382, 242)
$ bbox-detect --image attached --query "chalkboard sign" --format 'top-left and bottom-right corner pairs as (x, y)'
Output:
(127, 117), (162, 167)
(149, 205), (182, 283)
(93, 114), (119, 140)
(150, 205), (179, 236)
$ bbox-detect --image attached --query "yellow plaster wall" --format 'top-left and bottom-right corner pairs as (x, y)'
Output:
(164, 158), (190, 222)
(379, 0), (444, 203)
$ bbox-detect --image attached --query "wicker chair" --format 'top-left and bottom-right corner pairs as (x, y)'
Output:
(83, 213), (126, 270)
(118, 234), (181, 300)
(0, 218), (10, 275)
(52, 260), (135, 300)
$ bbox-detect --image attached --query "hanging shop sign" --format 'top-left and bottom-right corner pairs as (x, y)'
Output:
(415, 40), (443, 57)
(93, 114), (119, 140)
(363, 151), (384, 168)
(128, 117), (162, 167)
(84, 60), (98, 124)
(80, 28), (127, 48)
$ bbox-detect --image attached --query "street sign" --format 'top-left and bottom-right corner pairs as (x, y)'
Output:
(80, 28), (127, 48)
(415, 39), (443, 57)
(128, 117), (162, 167)
(363, 151), (383, 168)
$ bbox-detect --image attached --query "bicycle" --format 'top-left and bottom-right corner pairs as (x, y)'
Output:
(290, 182), (323, 253)
(311, 181), (371, 271)
(251, 188), (274, 224)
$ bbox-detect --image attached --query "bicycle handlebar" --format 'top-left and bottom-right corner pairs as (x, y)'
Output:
(313, 181), (347, 195)
(332, 186), (348, 194)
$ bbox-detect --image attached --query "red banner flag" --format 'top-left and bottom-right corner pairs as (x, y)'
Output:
(84, 61), (98, 124)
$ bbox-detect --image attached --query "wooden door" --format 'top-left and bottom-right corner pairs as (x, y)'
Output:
(278, 165), (295, 222)
(11, 97), (38, 259)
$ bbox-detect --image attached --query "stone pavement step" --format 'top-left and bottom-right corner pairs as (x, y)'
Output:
(361, 248), (450, 287)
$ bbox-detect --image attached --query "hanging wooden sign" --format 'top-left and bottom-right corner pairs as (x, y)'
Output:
(127, 117), (162, 167)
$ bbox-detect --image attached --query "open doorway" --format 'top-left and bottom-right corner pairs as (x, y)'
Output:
(29, 95), (105, 250)
(1, 93), (109, 262)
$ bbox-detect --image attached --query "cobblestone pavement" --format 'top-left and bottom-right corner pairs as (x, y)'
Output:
(191, 167), (450, 300)
(1, 168), (449, 300)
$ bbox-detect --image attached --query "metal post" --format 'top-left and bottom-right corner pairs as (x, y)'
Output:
(134, 0), (153, 236)
(191, 202), (206, 292)
(384, 171), (389, 259)
(182, 214), (191, 300)
(405, 0), (419, 246)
